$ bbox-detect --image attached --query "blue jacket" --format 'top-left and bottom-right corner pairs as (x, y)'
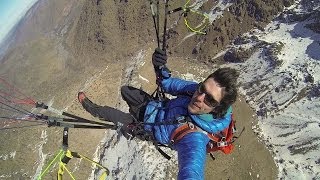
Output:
(143, 77), (232, 179)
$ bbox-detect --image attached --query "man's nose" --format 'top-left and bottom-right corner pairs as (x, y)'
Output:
(195, 93), (205, 102)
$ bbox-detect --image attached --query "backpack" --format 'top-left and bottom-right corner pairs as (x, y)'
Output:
(170, 113), (242, 160)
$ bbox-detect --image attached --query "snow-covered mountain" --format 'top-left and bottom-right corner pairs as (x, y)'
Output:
(220, 1), (320, 179)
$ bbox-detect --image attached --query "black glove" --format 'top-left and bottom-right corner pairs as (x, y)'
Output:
(152, 48), (167, 68)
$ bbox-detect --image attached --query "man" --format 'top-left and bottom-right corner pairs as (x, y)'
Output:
(78, 48), (239, 179)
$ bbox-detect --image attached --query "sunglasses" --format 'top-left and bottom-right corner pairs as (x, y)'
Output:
(197, 82), (219, 107)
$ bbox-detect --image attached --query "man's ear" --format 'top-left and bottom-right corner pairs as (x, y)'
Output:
(210, 108), (217, 118)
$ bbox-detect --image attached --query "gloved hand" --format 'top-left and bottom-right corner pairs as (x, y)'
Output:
(152, 48), (167, 68)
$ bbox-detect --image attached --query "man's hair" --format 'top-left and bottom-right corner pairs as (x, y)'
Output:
(205, 67), (239, 118)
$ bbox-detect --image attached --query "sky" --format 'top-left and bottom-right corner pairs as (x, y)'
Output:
(0, 0), (38, 43)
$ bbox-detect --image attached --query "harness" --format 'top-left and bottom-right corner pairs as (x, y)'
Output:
(127, 113), (244, 160)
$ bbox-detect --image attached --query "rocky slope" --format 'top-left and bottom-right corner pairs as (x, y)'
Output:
(166, 0), (295, 63)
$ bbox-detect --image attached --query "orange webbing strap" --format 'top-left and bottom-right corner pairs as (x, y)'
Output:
(226, 118), (235, 142)
(170, 123), (199, 144)
(207, 133), (221, 142)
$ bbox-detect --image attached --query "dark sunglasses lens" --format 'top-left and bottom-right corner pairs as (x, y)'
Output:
(198, 83), (204, 94)
(198, 82), (219, 107)
(203, 95), (216, 107)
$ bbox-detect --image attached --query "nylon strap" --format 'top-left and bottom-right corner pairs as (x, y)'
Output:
(170, 123), (198, 144)
(170, 122), (229, 146)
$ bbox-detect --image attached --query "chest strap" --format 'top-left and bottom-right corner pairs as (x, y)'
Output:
(170, 122), (203, 144)
(170, 122), (230, 147)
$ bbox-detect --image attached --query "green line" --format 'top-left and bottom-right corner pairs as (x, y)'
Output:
(37, 149), (64, 180)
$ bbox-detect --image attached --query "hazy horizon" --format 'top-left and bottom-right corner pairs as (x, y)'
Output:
(0, 0), (38, 44)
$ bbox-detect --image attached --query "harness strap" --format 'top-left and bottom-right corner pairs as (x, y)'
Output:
(207, 137), (232, 148)
(143, 116), (189, 126)
(170, 122), (232, 148)
(207, 133), (222, 143)
(154, 142), (171, 160)
(170, 123), (198, 144)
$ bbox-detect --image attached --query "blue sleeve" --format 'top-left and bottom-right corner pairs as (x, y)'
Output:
(161, 77), (198, 96)
(174, 132), (209, 180)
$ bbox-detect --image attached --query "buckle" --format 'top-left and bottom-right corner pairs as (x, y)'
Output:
(232, 126), (237, 133)
(217, 141), (228, 147)
(170, 139), (175, 145)
(188, 122), (195, 129)
(126, 132), (134, 140)
(116, 122), (124, 131)
(217, 137), (227, 147)
(176, 116), (185, 124)
(208, 141), (214, 148)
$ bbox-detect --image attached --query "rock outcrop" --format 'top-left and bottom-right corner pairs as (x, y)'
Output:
(167, 0), (294, 63)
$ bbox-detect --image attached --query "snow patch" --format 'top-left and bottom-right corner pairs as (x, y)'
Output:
(138, 75), (150, 83)
(0, 151), (16, 160)
(226, 6), (320, 179)
(32, 130), (48, 180)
